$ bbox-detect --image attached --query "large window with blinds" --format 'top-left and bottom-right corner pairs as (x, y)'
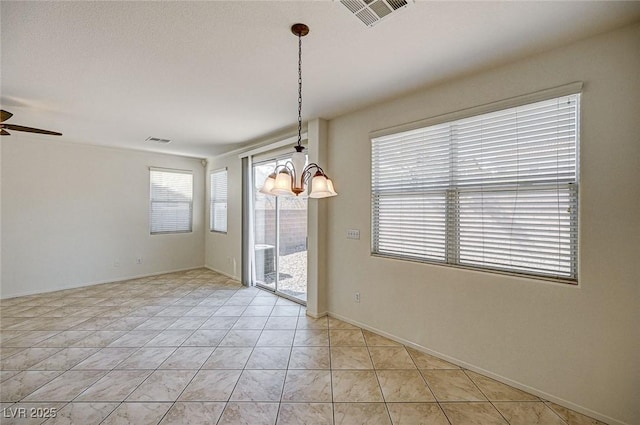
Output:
(210, 168), (228, 233)
(150, 168), (193, 234)
(371, 93), (579, 281)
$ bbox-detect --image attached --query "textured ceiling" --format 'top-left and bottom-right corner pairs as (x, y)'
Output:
(2, 1), (640, 158)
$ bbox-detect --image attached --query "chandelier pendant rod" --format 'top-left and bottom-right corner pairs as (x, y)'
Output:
(258, 23), (337, 199)
(297, 26), (303, 149)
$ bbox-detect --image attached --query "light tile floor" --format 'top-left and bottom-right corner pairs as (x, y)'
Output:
(0, 269), (606, 425)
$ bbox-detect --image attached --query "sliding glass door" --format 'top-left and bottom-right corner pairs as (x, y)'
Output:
(252, 157), (308, 303)
(253, 160), (277, 291)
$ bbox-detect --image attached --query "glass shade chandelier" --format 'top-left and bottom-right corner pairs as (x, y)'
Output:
(259, 23), (337, 199)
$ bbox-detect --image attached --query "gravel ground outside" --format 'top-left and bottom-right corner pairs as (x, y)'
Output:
(260, 250), (307, 302)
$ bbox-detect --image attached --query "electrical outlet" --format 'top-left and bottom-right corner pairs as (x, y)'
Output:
(354, 292), (361, 303)
(136, 257), (143, 264)
(347, 229), (360, 240)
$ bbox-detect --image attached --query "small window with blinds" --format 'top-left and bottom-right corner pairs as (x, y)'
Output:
(372, 93), (579, 282)
(150, 168), (193, 234)
(210, 168), (228, 233)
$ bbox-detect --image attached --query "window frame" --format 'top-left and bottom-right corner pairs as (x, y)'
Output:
(210, 167), (228, 234)
(149, 167), (194, 235)
(370, 83), (581, 284)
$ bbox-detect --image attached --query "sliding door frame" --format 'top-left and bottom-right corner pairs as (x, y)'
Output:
(250, 154), (308, 305)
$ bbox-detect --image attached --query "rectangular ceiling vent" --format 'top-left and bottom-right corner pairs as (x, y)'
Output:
(339, 0), (412, 27)
(146, 136), (172, 144)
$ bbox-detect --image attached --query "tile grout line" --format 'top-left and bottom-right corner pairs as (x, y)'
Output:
(2, 269), (597, 425)
(461, 368), (511, 424)
(366, 337), (397, 425)
(328, 319), (336, 425)
(212, 286), (269, 424)
(165, 284), (256, 425)
(409, 348), (453, 425)
(10, 276), (222, 424)
(55, 308), (191, 425)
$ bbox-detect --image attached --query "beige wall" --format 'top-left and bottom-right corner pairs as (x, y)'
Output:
(325, 23), (640, 425)
(4, 20), (635, 424)
(0, 138), (206, 298)
(205, 154), (242, 279)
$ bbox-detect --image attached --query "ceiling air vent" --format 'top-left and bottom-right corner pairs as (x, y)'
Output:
(339, 0), (412, 27)
(145, 136), (171, 144)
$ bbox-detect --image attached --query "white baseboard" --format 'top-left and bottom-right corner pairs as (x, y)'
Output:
(0, 271), (625, 425)
(0, 266), (206, 300)
(327, 311), (625, 425)
(204, 265), (240, 282)
(306, 310), (328, 319)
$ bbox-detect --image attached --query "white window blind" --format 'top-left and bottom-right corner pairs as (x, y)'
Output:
(372, 93), (579, 281)
(150, 168), (193, 234)
(210, 168), (228, 233)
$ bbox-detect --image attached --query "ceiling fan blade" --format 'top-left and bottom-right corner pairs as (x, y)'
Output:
(3, 124), (62, 136)
(1, 110), (13, 123)
(0, 129), (10, 136)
